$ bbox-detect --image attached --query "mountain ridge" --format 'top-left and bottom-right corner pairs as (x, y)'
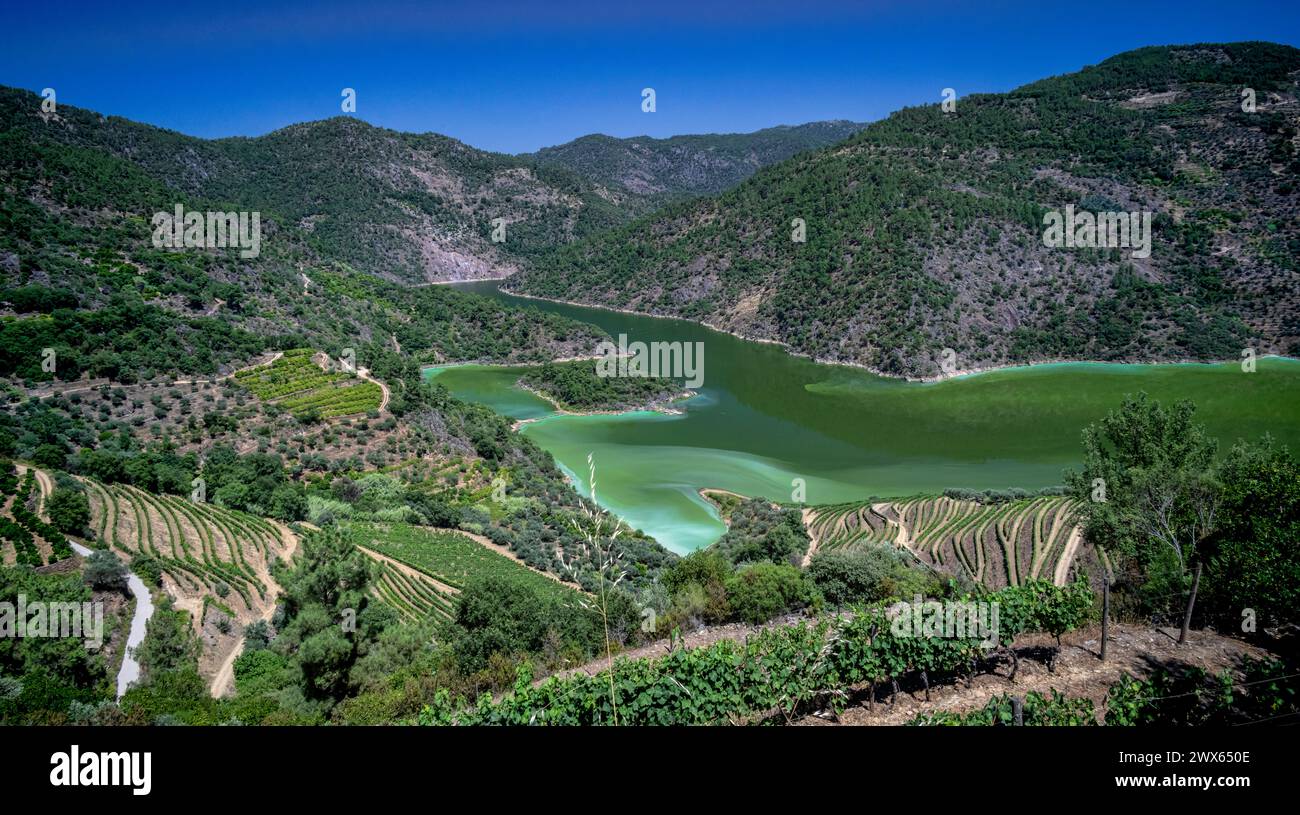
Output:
(523, 120), (868, 214)
(506, 41), (1300, 377)
(0, 90), (864, 284)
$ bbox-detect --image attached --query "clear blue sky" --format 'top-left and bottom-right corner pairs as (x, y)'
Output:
(2, 0), (1298, 153)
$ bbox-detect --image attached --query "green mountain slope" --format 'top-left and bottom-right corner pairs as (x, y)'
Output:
(0, 87), (676, 596)
(508, 43), (1300, 377)
(0, 86), (613, 380)
(524, 120), (867, 214)
(0, 90), (862, 285)
(0, 90), (626, 284)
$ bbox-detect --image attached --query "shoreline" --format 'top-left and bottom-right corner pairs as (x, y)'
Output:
(484, 282), (1297, 383)
(415, 275), (512, 287)
(511, 381), (694, 430)
(422, 352), (610, 374)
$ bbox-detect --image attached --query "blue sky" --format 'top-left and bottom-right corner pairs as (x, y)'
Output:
(2, 0), (1298, 153)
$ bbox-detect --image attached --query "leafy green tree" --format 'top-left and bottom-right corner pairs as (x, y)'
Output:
(128, 553), (163, 587)
(269, 482), (307, 522)
(808, 547), (941, 607)
(1067, 393), (1220, 582)
(663, 549), (731, 595)
(82, 549), (128, 592)
(135, 597), (200, 682)
(724, 563), (820, 624)
(119, 668), (221, 725)
(47, 487), (90, 535)
(272, 529), (390, 704)
(451, 574), (552, 672)
(1202, 439), (1300, 629)
(32, 443), (67, 469)
(0, 568), (107, 723)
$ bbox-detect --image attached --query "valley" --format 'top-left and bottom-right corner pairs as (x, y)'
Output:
(1, 25), (1298, 741)
(433, 281), (1300, 553)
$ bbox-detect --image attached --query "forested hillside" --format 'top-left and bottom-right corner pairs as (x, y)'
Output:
(0, 90), (861, 286)
(0, 94), (608, 381)
(509, 43), (1300, 377)
(0, 80), (679, 624)
(525, 121), (867, 215)
(0, 89), (626, 283)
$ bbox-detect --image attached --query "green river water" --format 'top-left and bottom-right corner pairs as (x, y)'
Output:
(428, 281), (1300, 554)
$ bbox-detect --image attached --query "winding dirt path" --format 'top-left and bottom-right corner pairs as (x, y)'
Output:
(31, 467), (55, 514)
(210, 519), (298, 698)
(172, 351), (283, 387)
(892, 503), (913, 548)
(357, 367), (391, 412)
(209, 636), (244, 698)
(800, 507), (819, 567)
(445, 527), (588, 592)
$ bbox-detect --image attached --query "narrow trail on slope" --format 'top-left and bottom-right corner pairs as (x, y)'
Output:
(357, 367), (391, 412)
(800, 507), (819, 567)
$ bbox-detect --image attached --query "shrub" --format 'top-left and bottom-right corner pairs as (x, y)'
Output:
(808, 547), (941, 607)
(663, 550), (730, 595)
(47, 488), (91, 536)
(129, 553), (163, 587)
(32, 443), (68, 470)
(82, 549), (128, 592)
(725, 563), (820, 624)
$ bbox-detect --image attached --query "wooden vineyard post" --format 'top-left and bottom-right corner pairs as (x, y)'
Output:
(1101, 578), (1109, 662)
(1178, 562), (1202, 645)
(1011, 696), (1024, 726)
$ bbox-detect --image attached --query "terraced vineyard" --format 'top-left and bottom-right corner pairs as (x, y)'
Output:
(233, 348), (383, 419)
(805, 501), (902, 552)
(344, 522), (583, 622)
(0, 464), (73, 567)
(368, 558), (457, 623)
(84, 480), (294, 621)
(804, 495), (1084, 589)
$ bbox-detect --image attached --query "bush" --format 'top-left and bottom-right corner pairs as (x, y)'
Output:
(128, 553), (163, 587)
(32, 443), (68, 470)
(82, 549), (129, 592)
(724, 563), (820, 624)
(47, 488), (91, 536)
(243, 620), (272, 653)
(449, 574), (603, 675)
(808, 547), (941, 607)
(1202, 441), (1300, 628)
(663, 550), (730, 595)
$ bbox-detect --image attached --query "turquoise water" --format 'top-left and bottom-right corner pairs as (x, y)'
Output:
(428, 281), (1300, 554)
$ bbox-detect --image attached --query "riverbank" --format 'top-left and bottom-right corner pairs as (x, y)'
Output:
(494, 283), (1296, 383)
(511, 381), (694, 430)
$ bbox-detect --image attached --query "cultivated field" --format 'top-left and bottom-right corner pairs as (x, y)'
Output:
(83, 479), (298, 689)
(804, 495), (1085, 588)
(345, 522), (583, 622)
(233, 348), (383, 420)
(0, 464), (72, 567)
